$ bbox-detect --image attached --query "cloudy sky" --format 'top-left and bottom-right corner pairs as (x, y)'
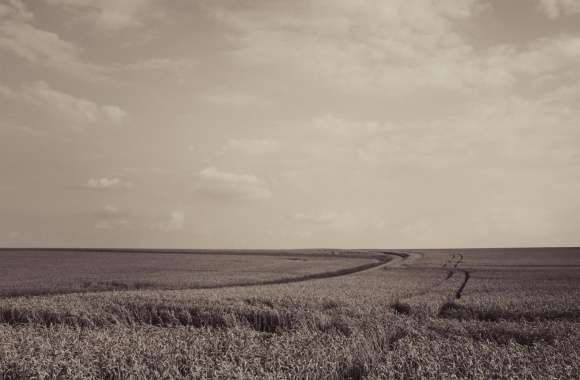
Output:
(1, 0), (579, 249)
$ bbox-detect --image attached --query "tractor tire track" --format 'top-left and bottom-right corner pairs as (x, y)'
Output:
(390, 256), (458, 316)
(454, 253), (464, 268)
(393, 252), (458, 300)
(441, 252), (462, 268)
(454, 270), (471, 299)
(391, 253), (468, 316)
(4, 251), (410, 299)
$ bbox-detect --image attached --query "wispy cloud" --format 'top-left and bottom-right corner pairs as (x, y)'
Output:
(95, 218), (133, 230)
(43, 0), (158, 30)
(204, 91), (270, 108)
(0, 1), (103, 80)
(101, 105), (128, 126)
(215, 0), (580, 95)
(94, 205), (133, 230)
(219, 138), (279, 156)
(0, 81), (128, 128)
(215, 0), (496, 92)
(151, 210), (185, 231)
(537, 0), (580, 18)
(195, 167), (272, 201)
(85, 177), (133, 190)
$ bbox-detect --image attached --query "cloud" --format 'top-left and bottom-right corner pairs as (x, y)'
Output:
(0, 81), (128, 128)
(116, 57), (197, 85)
(95, 207), (186, 232)
(95, 219), (133, 230)
(152, 210), (185, 231)
(293, 211), (387, 237)
(204, 91), (269, 107)
(7, 231), (21, 240)
(219, 138), (279, 155)
(310, 114), (387, 138)
(122, 58), (196, 73)
(214, 0), (580, 94)
(0, 0), (33, 21)
(485, 36), (580, 80)
(294, 99), (580, 172)
(215, 0), (498, 92)
(94, 205), (133, 230)
(0, 120), (45, 137)
(0, 21), (78, 64)
(21, 81), (99, 124)
(103, 205), (119, 215)
(101, 105), (128, 125)
(537, 0), (580, 18)
(0, 1), (101, 80)
(86, 177), (133, 190)
(195, 167), (272, 200)
(43, 0), (157, 30)
(97, 204), (129, 217)
(294, 211), (343, 226)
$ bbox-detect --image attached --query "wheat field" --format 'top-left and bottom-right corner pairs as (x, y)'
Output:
(0, 248), (578, 379)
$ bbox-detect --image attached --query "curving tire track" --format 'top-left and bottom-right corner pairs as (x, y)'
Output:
(454, 270), (471, 299)
(390, 252), (470, 315)
(1, 250), (459, 300)
(453, 253), (464, 268)
(2, 251), (412, 299)
(194, 252), (402, 289)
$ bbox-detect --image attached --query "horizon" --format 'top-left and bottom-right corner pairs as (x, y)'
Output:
(1, 246), (579, 251)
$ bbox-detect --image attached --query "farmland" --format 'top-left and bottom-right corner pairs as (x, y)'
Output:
(0, 249), (380, 297)
(0, 248), (579, 379)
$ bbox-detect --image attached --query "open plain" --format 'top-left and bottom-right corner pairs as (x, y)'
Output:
(0, 248), (579, 379)
(3, 1), (580, 378)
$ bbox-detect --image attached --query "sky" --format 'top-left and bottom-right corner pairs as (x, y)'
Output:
(1, 0), (580, 249)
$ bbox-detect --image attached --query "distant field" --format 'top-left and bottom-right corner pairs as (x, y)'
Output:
(408, 247), (580, 267)
(0, 247), (579, 379)
(0, 249), (382, 297)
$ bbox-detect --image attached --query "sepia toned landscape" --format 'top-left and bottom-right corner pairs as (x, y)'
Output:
(0, 248), (579, 379)
(2, 0), (580, 378)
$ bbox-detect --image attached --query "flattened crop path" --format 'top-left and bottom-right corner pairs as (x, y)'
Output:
(6, 251), (415, 298)
(184, 251), (415, 289)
